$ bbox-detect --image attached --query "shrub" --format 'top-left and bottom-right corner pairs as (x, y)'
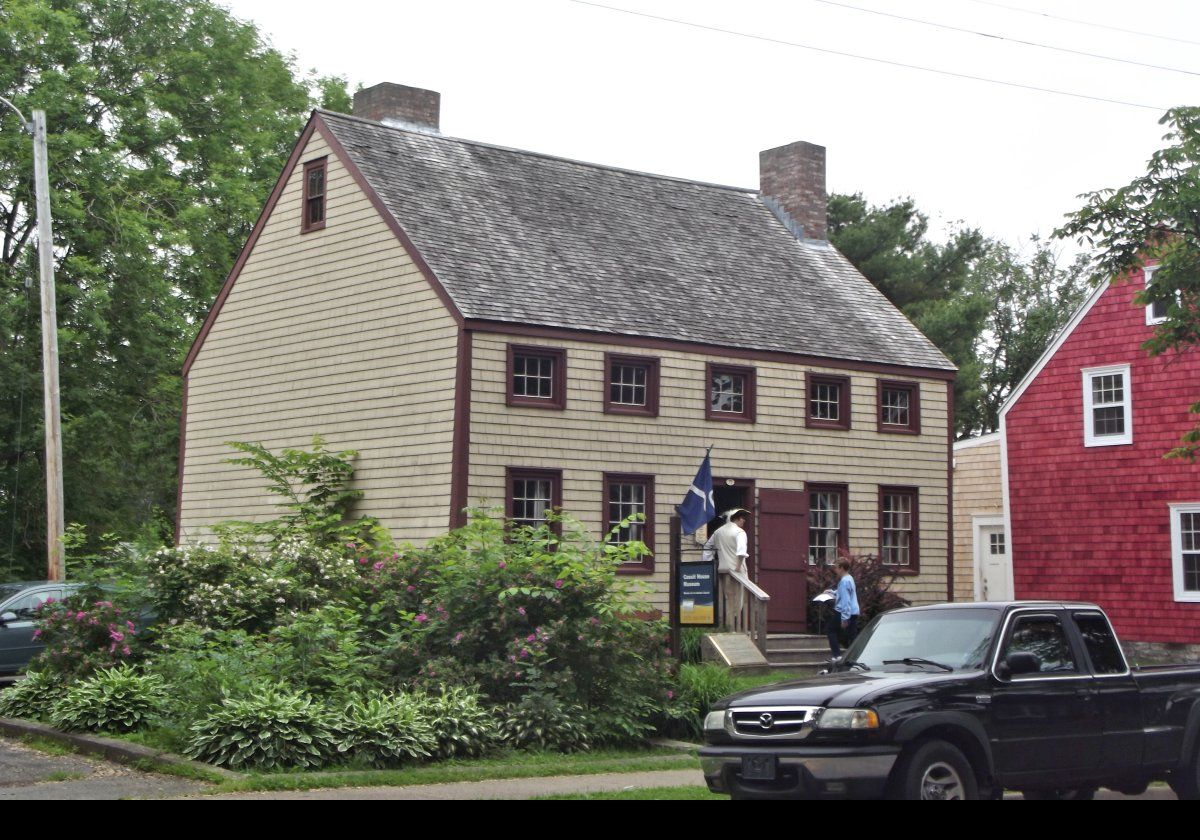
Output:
(417, 686), (501, 759)
(497, 693), (593, 753)
(147, 624), (272, 722)
(48, 665), (166, 733)
(0, 670), (70, 721)
(805, 553), (911, 634)
(33, 598), (145, 680)
(185, 685), (338, 771)
(334, 693), (436, 767)
(674, 663), (735, 738)
(379, 511), (674, 741)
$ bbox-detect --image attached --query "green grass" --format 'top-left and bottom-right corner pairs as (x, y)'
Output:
(729, 671), (814, 693)
(44, 771), (87, 782)
(18, 735), (75, 757)
(129, 757), (227, 784)
(206, 748), (699, 794)
(537, 785), (724, 800)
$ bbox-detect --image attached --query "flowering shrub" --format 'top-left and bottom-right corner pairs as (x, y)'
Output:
(49, 665), (166, 733)
(34, 599), (143, 680)
(804, 552), (911, 633)
(0, 670), (70, 721)
(379, 511), (674, 744)
(186, 685), (338, 770)
(334, 693), (437, 767)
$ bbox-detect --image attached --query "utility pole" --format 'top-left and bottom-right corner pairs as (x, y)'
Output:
(2, 98), (65, 581)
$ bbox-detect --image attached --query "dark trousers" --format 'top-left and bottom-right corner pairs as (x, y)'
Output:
(827, 614), (858, 658)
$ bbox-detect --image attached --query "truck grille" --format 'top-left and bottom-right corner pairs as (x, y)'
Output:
(729, 706), (819, 738)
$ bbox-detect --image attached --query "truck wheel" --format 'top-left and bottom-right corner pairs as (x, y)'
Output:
(892, 739), (978, 800)
(1169, 743), (1200, 800)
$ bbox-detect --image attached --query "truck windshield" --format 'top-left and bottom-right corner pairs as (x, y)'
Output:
(844, 608), (1001, 671)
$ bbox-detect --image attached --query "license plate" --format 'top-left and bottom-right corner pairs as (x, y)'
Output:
(742, 754), (778, 781)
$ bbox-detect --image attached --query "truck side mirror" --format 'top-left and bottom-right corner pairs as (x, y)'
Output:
(1005, 651), (1041, 676)
(0, 611), (17, 626)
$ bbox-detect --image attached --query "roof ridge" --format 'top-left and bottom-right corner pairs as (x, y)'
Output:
(316, 108), (758, 196)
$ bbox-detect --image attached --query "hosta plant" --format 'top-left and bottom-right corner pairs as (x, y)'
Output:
(497, 692), (592, 753)
(0, 670), (70, 721)
(417, 686), (501, 759)
(334, 692), (437, 767)
(185, 685), (337, 770)
(48, 665), (166, 733)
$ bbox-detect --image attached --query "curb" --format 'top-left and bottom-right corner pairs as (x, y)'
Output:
(0, 717), (242, 782)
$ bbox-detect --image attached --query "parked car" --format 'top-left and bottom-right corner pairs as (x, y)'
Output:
(700, 601), (1200, 800)
(0, 581), (81, 675)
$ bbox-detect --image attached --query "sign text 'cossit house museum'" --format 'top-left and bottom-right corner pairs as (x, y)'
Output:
(176, 83), (956, 630)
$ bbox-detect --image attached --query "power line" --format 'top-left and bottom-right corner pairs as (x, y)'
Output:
(812, 0), (1200, 78)
(567, 0), (1168, 112)
(962, 0), (1200, 49)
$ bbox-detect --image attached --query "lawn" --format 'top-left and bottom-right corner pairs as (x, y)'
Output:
(537, 785), (724, 800)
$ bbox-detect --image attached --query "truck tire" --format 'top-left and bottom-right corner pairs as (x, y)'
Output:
(891, 739), (978, 800)
(1169, 742), (1200, 800)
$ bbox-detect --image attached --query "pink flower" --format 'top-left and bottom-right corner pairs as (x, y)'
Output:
(31, 630), (41, 640)
(121, 646), (131, 656)
(498, 561), (506, 569)
(358, 557), (368, 565)
(517, 607), (526, 616)
(519, 649), (529, 658)
(526, 634), (536, 643)
(414, 613), (428, 623)
(373, 561), (384, 571)
(109, 630), (125, 643)
(406, 585), (415, 593)
(554, 580), (564, 589)
(454, 632), (464, 643)
(667, 690), (675, 700)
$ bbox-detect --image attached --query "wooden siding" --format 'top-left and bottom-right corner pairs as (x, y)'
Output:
(468, 333), (951, 611)
(179, 130), (460, 543)
(1006, 270), (1200, 644)
(952, 437), (1002, 601)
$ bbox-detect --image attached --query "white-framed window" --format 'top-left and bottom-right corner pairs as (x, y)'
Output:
(1170, 503), (1200, 603)
(1081, 364), (1132, 447)
(1144, 264), (1174, 326)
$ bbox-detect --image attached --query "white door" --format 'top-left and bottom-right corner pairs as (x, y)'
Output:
(978, 524), (1013, 601)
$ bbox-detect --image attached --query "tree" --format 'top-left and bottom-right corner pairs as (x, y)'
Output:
(0, 0), (350, 578)
(827, 193), (991, 436)
(967, 238), (1091, 434)
(1057, 106), (1200, 458)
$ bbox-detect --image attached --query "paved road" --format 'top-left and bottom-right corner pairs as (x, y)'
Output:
(0, 737), (210, 800)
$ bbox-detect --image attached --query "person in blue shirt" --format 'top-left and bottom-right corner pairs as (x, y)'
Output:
(826, 558), (861, 658)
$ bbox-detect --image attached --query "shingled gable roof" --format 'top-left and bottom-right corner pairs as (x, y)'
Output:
(316, 109), (954, 372)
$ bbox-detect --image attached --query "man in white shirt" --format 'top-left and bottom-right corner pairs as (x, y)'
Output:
(706, 508), (750, 626)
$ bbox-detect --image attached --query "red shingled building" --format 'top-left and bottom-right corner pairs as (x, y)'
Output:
(1000, 262), (1200, 653)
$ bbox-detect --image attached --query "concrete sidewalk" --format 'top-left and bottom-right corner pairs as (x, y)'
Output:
(203, 768), (708, 799)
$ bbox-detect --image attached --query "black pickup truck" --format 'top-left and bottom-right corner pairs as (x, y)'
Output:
(700, 601), (1200, 800)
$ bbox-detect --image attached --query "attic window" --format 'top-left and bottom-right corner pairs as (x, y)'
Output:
(302, 157), (327, 233)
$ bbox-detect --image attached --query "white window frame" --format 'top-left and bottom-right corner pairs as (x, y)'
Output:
(1144, 265), (1179, 327)
(1170, 503), (1200, 603)
(1081, 364), (1132, 447)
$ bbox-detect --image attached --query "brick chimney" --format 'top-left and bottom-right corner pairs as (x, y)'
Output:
(352, 82), (440, 133)
(759, 141), (827, 241)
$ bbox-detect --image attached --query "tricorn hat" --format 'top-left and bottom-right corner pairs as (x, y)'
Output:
(724, 507), (751, 520)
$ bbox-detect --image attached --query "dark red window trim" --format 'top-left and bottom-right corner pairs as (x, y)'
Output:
(301, 157), (327, 233)
(603, 473), (656, 575)
(877, 379), (921, 435)
(806, 373), (851, 431)
(705, 362), (757, 423)
(603, 353), (660, 418)
(807, 482), (849, 566)
(506, 344), (567, 410)
(506, 467), (563, 534)
(878, 485), (919, 575)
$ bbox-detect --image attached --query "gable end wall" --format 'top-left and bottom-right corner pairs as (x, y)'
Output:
(179, 129), (460, 543)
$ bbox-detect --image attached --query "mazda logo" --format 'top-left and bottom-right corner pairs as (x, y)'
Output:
(758, 713), (774, 729)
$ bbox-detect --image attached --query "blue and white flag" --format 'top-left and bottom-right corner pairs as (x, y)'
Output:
(677, 449), (716, 534)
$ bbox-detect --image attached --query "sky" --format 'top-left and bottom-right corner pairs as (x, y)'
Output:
(220, 0), (1200, 258)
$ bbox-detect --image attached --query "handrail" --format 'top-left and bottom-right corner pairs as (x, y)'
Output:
(729, 569), (770, 601)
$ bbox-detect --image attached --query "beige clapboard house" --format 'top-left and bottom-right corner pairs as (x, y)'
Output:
(178, 83), (957, 630)
(951, 433), (1008, 602)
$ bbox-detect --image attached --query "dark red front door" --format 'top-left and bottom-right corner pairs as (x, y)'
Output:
(757, 488), (809, 633)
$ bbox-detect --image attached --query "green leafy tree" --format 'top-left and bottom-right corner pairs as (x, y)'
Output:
(0, 0), (350, 577)
(828, 193), (990, 436)
(1057, 106), (1200, 459)
(967, 239), (1092, 434)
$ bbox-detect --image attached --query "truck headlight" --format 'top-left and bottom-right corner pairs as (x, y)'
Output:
(704, 710), (729, 732)
(815, 708), (879, 730)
